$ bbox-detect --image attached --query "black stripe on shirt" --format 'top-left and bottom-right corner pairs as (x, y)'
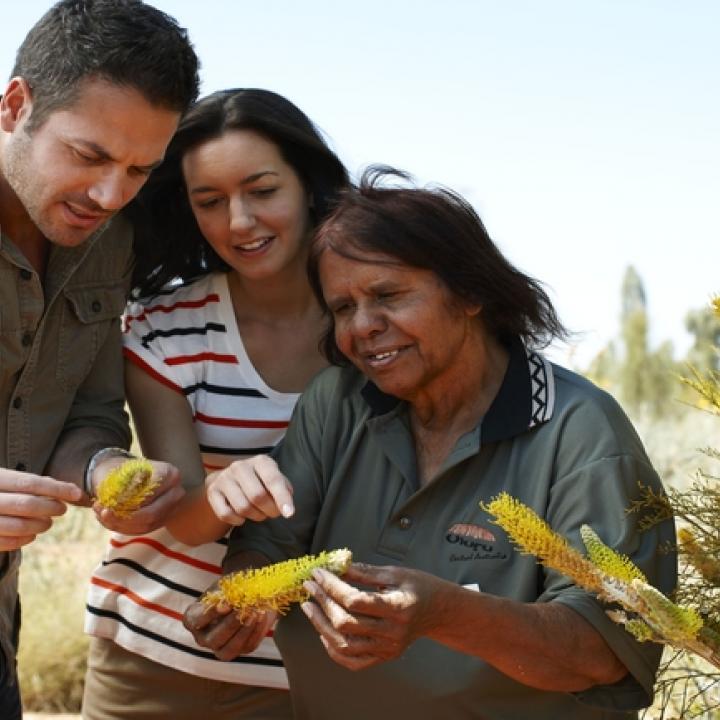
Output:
(199, 445), (274, 456)
(86, 605), (284, 667)
(183, 382), (267, 399)
(141, 322), (226, 348)
(101, 558), (203, 599)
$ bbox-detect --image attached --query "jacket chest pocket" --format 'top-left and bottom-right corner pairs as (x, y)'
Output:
(56, 284), (127, 391)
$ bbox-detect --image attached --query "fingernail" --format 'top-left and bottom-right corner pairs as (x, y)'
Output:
(304, 580), (318, 594)
(300, 602), (313, 616)
(281, 503), (294, 518)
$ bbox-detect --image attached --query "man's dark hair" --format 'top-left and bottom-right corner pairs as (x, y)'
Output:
(12, 0), (199, 129)
(309, 167), (568, 364)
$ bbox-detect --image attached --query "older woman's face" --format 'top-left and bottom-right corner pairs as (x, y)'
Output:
(319, 247), (481, 401)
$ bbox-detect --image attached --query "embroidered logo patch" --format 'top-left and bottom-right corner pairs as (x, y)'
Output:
(448, 523), (496, 542)
(446, 522), (506, 562)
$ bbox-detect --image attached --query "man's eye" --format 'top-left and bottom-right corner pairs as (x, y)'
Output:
(73, 149), (99, 163)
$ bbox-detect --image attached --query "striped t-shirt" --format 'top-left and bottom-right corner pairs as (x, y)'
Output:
(85, 272), (298, 687)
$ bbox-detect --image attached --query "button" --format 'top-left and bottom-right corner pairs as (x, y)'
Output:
(19, 269), (32, 280)
(15, 462), (26, 472)
(399, 516), (412, 530)
(21, 332), (33, 347)
(91, 300), (102, 312)
(12, 397), (22, 409)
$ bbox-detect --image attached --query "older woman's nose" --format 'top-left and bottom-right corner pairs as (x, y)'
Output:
(351, 304), (384, 337)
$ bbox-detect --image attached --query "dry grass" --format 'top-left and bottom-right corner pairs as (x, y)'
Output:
(18, 505), (108, 713)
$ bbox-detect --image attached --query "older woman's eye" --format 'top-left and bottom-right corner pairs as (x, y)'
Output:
(330, 302), (352, 316)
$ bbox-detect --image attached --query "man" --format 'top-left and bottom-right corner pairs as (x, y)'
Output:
(0, 1), (199, 715)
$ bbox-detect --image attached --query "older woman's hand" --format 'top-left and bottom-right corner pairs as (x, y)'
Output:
(301, 562), (448, 671)
(183, 595), (277, 661)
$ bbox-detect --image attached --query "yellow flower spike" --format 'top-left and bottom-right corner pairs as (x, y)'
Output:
(711, 294), (720, 319)
(96, 458), (158, 518)
(580, 525), (647, 584)
(203, 548), (353, 621)
(482, 493), (605, 594)
(622, 617), (658, 643)
(679, 527), (720, 584)
(632, 580), (704, 644)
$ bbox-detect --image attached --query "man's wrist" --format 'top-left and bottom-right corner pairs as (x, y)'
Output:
(83, 447), (134, 499)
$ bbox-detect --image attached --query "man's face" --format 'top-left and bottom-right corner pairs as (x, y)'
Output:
(0, 77), (179, 246)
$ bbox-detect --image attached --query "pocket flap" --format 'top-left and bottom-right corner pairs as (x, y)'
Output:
(63, 283), (127, 323)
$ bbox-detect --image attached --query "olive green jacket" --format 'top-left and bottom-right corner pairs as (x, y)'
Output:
(0, 214), (133, 678)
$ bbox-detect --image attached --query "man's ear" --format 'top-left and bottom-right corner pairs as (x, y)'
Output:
(0, 77), (33, 132)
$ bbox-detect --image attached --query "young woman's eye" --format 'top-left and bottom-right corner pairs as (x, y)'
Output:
(251, 187), (277, 198)
(196, 198), (221, 210)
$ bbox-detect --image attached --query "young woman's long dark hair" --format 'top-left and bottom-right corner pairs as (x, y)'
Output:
(126, 88), (350, 298)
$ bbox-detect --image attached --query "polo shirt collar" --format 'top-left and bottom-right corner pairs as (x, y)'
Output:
(360, 336), (556, 443)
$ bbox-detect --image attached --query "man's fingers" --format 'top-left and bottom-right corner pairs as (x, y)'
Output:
(0, 515), (53, 537)
(0, 471), (82, 503)
(0, 534), (38, 551)
(0, 492), (69, 520)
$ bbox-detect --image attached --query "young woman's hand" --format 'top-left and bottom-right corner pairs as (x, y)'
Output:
(205, 454), (294, 526)
(92, 458), (185, 535)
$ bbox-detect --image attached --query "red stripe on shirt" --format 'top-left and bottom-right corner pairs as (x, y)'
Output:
(124, 294), (221, 330)
(90, 576), (184, 621)
(123, 348), (185, 395)
(194, 411), (289, 429)
(110, 536), (222, 574)
(165, 352), (238, 366)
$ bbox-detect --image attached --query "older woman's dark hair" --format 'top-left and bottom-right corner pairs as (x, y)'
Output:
(127, 88), (350, 297)
(309, 167), (567, 364)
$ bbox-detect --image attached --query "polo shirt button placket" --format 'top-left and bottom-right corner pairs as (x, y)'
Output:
(399, 516), (412, 530)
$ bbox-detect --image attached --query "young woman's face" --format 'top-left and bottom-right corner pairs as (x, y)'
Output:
(182, 129), (312, 281)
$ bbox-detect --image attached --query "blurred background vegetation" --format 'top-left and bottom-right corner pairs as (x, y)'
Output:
(17, 267), (720, 714)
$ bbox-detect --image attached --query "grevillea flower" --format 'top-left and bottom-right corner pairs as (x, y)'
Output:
(203, 548), (353, 621)
(482, 492), (605, 594)
(679, 527), (720, 584)
(580, 525), (647, 584)
(483, 493), (720, 666)
(711, 294), (720, 319)
(96, 458), (158, 517)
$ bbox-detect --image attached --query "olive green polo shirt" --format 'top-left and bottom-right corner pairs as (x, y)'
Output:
(0, 214), (133, 674)
(226, 340), (676, 720)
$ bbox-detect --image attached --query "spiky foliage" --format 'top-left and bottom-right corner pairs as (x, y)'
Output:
(95, 458), (158, 518)
(203, 549), (353, 621)
(483, 494), (720, 668)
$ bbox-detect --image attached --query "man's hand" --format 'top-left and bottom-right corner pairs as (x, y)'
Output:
(206, 455), (294, 526)
(0, 467), (83, 550)
(91, 458), (185, 535)
(183, 595), (276, 661)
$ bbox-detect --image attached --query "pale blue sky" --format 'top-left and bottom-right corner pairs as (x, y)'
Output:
(3, 1), (718, 367)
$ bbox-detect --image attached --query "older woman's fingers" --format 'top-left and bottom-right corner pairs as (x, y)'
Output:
(310, 567), (405, 620)
(183, 598), (232, 638)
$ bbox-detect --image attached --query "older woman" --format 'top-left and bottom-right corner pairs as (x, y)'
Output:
(184, 168), (676, 719)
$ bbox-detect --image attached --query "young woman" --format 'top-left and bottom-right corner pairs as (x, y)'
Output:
(82, 89), (350, 720)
